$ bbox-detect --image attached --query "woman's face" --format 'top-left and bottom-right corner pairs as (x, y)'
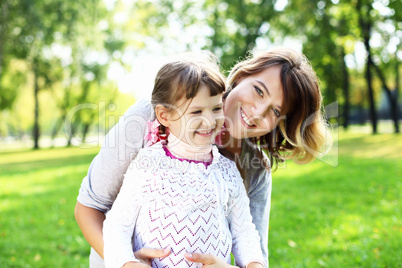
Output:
(223, 65), (284, 139)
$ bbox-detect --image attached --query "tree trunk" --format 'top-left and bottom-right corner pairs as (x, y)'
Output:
(33, 63), (40, 149)
(82, 123), (90, 144)
(66, 122), (77, 147)
(366, 54), (377, 134)
(394, 55), (400, 133)
(357, 0), (377, 134)
(341, 49), (350, 129)
(51, 116), (64, 147)
(372, 60), (400, 133)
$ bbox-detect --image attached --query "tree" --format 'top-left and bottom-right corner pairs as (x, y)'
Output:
(203, 0), (277, 70)
(354, 0), (401, 133)
(0, 0), (20, 110)
(7, 0), (104, 148)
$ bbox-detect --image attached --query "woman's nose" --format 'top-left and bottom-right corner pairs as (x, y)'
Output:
(251, 101), (270, 118)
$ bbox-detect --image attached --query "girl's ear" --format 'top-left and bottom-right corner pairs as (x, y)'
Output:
(155, 104), (171, 127)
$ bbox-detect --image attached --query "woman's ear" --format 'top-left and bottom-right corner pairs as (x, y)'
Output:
(155, 104), (170, 127)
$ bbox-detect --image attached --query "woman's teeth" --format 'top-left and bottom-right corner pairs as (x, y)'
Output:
(241, 109), (255, 127)
(197, 129), (213, 134)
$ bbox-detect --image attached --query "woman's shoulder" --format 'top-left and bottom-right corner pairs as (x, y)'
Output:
(124, 99), (154, 120)
(238, 140), (270, 173)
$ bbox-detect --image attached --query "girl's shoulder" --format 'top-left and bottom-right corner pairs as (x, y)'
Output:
(135, 141), (165, 159)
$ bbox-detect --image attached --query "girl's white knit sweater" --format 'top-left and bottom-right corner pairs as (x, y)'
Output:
(103, 142), (265, 268)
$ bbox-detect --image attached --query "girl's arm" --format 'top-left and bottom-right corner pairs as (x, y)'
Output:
(74, 202), (171, 263)
(103, 159), (146, 267)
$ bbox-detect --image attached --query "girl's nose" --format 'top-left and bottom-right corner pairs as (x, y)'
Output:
(202, 112), (215, 128)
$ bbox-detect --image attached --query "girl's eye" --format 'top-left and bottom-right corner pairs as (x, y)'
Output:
(273, 108), (280, 117)
(213, 107), (222, 112)
(191, 110), (202, 114)
(254, 86), (263, 97)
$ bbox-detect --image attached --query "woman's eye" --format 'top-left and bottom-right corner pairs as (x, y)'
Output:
(254, 86), (263, 97)
(273, 108), (280, 117)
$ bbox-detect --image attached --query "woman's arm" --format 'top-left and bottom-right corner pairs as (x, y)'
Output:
(240, 140), (272, 262)
(226, 166), (266, 268)
(75, 100), (153, 258)
(247, 168), (271, 262)
(74, 202), (106, 258)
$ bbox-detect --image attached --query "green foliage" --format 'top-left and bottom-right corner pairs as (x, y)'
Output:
(203, 0), (277, 70)
(1, 0), (401, 140)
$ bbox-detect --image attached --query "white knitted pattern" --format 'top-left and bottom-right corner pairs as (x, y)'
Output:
(103, 142), (265, 268)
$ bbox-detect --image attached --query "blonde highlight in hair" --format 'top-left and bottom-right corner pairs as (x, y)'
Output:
(225, 48), (331, 169)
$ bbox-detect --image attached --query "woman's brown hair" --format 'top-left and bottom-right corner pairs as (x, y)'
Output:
(225, 48), (331, 169)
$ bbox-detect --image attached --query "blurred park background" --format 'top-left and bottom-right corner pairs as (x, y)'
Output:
(0, 0), (401, 267)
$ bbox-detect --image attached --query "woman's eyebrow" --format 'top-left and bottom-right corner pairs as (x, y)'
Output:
(257, 80), (270, 96)
(257, 80), (282, 110)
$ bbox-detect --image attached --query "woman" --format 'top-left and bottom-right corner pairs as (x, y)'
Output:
(75, 48), (330, 267)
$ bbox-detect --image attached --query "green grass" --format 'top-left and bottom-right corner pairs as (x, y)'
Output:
(269, 130), (401, 267)
(0, 147), (99, 267)
(0, 129), (400, 267)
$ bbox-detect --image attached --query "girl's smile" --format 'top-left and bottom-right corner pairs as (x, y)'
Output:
(166, 85), (224, 148)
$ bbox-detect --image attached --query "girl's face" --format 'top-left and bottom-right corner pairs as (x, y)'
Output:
(167, 85), (224, 148)
(224, 65), (284, 139)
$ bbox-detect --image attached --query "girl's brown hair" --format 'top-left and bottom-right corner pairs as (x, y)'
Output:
(152, 52), (226, 113)
(225, 48), (331, 169)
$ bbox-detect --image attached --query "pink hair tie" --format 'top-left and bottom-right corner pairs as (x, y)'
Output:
(144, 120), (167, 147)
(214, 125), (226, 146)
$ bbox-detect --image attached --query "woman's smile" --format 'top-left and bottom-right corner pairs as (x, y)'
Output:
(240, 107), (256, 127)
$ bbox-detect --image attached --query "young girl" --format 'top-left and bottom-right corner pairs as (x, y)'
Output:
(102, 57), (266, 268)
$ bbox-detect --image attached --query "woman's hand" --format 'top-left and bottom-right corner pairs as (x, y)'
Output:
(133, 247), (171, 266)
(184, 253), (240, 268)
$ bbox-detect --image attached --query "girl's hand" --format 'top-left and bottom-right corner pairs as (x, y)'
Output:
(246, 262), (264, 268)
(122, 262), (150, 268)
(133, 247), (171, 266)
(184, 252), (240, 268)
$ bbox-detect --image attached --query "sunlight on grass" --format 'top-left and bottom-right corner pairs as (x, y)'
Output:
(0, 146), (99, 165)
(338, 130), (402, 160)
